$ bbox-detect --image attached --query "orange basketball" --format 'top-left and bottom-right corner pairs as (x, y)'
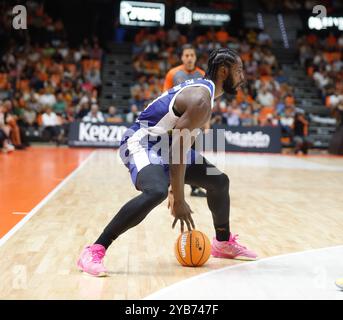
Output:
(174, 230), (211, 267)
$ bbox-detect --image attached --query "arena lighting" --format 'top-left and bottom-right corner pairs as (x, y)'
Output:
(257, 12), (264, 30)
(119, 1), (165, 27)
(277, 14), (289, 49)
(175, 6), (230, 26)
(308, 16), (343, 30)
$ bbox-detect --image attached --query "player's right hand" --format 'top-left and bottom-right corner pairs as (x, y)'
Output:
(171, 200), (195, 233)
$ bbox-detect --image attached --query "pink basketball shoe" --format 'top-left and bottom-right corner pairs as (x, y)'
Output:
(211, 233), (257, 260)
(77, 244), (108, 276)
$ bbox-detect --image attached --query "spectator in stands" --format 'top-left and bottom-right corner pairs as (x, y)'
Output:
(105, 106), (123, 123)
(59, 105), (76, 140)
(332, 102), (343, 128)
(129, 89), (146, 111)
(313, 69), (330, 91)
(64, 105), (76, 123)
(257, 86), (275, 107)
(276, 96), (286, 115)
(142, 34), (159, 60)
(0, 103), (15, 153)
(210, 101), (224, 125)
(293, 111), (311, 155)
(41, 106), (63, 145)
(279, 101), (295, 143)
(0, 128), (14, 153)
(326, 32), (337, 49)
(125, 104), (139, 123)
(167, 25), (180, 45)
(257, 30), (272, 46)
(0, 104), (9, 130)
(215, 27), (230, 45)
(86, 67), (101, 89)
(275, 69), (288, 84)
(262, 49), (278, 70)
(82, 104), (104, 123)
(298, 42), (313, 67)
(38, 87), (57, 108)
(27, 93), (41, 113)
(76, 102), (90, 120)
(90, 41), (103, 60)
(1, 100), (26, 149)
(240, 106), (254, 127)
(22, 104), (37, 129)
(246, 29), (257, 45)
(53, 93), (66, 115)
(225, 100), (241, 126)
(326, 88), (343, 109)
(264, 113), (279, 127)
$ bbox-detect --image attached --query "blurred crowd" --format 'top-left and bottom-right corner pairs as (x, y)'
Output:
(297, 32), (343, 120)
(130, 25), (300, 144)
(0, 2), (106, 153)
(2, 1), (339, 154)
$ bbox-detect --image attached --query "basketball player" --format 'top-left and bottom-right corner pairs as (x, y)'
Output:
(77, 48), (258, 276)
(164, 44), (207, 197)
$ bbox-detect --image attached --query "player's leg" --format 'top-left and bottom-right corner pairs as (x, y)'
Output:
(184, 152), (257, 260)
(95, 164), (169, 248)
(189, 145), (206, 197)
(293, 136), (303, 154)
(185, 153), (231, 240)
(77, 164), (169, 276)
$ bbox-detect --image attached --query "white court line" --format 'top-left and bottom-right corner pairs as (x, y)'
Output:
(12, 212), (28, 215)
(144, 244), (343, 300)
(0, 150), (96, 248)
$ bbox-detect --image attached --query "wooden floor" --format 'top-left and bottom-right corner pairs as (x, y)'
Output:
(1, 149), (343, 299)
(0, 147), (92, 238)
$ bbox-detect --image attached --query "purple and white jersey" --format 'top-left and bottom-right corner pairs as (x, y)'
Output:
(120, 78), (215, 187)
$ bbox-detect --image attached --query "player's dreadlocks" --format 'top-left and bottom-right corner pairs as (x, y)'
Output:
(204, 48), (240, 94)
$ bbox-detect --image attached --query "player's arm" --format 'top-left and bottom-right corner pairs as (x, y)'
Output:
(171, 87), (211, 202)
(169, 87), (212, 232)
(300, 116), (309, 136)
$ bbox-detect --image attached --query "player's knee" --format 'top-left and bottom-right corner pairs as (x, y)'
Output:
(217, 173), (230, 191)
(206, 173), (229, 192)
(147, 185), (168, 203)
